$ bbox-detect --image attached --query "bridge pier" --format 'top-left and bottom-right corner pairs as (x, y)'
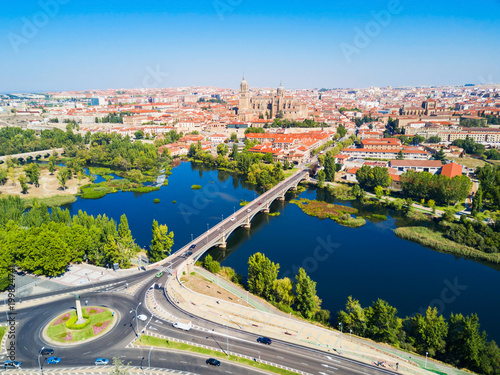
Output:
(243, 215), (251, 229)
(263, 201), (271, 213)
(218, 233), (227, 249)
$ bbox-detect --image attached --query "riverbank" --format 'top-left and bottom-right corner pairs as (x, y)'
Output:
(394, 226), (500, 264)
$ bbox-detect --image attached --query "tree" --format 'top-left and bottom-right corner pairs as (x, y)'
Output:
(337, 296), (367, 336)
(203, 254), (221, 274)
(356, 166), (392, 190)
(24, 163), (41, 187)
(365, 299), (402, 345)
(445, 313), (485, 371)
(134, 130), (144, 139)
(247, 252), (279, 301)
(295, 268), (320, 319)
(217, 143), (228, 157)
(128, 169), (144, 182)
(374, 185), (384, 199)
(0, 168), (7, 185)
(427, 136), (442, 144)
(317, 170), (326, 188)
(273, 277), (294, 307)
(396, 150), (404, 160)
(230, 132), (238, 142)
(149, 220), (174, 263)
(434, 148), (446, 163)
(230, 143), (238, 159)
(323, 153), (336, 182)
(7, 167), (15, 186)
(336, 125), (347, 138)
(57, 167), (71, 190)
(404, 307), (448, 357)
(18, 174), (29, 194)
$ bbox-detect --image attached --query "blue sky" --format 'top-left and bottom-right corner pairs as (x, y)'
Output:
(1, 0), (499, 92)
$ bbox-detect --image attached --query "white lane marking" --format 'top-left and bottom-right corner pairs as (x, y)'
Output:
(301, 362), (309, 366)
(322, 364), (338, 370)
(325, 356), (340, 363)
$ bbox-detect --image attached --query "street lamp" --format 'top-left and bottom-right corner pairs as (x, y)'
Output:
(350, 329), (352, 339)
(339, 322), (343, 349)
(425, 352), (428, 368)
(148, 346), (153, 374)
(130, 301), (142, 337)
(38, 346), (44, 374)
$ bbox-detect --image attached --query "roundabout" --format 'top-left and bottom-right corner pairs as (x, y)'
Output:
(42, 306), (117, 345)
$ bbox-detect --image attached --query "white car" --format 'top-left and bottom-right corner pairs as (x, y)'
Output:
(137, 314), (147, 321)
(230, 217), (236, 221)
(246, 208), (251, 212)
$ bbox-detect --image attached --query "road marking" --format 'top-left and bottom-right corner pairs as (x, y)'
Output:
(180, 361), (187, 364)
(301, 362), (309, 366)
(325, 356), (340, 363)
(277, 356), (284, 359)
(321, 364), (338, 370)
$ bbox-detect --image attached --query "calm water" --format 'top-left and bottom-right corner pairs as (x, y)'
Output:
(63, 162), (500, 342)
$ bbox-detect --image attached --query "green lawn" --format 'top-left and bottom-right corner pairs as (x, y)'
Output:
(46, 307), (113, 343)
(22, 195), (77, 208)
(0, 326), (6, 350)
(138, 335), (298, 375)
(284, 168), (298, 179)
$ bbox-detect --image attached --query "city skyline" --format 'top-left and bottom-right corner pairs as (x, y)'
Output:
(1, 0), (499, 92)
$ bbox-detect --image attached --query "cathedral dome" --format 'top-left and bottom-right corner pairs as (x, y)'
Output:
(240, 75), (249, 92)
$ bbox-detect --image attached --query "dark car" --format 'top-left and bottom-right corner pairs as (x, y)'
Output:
(206, 358), (221, 366)
(39, 348), (54, 356)
(257, 337), (272, 345)
(189, 244), (196, 250)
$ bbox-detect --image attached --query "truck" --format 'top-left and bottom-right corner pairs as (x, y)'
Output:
(173, 319), (192, 331)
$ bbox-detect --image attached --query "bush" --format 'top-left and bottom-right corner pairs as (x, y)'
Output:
(191, 185), (202, 190)
(154, 198), (160, 204)
(65, 316), (91, 330)
(172, 200), (177, 203)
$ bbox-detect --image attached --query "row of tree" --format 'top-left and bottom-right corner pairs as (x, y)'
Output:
(337, 297), (500, 375)
(247, 253), (330, 323)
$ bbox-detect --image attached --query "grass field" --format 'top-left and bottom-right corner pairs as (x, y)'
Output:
(46, 307), (113, 343)
(284, 168), (299, 179)
(138, 335), (298, 375)
(22, 195), (77, 208)
(448, 156), (486, 169)
(0, 326), (6, 350)
(291, 198), (366, 227)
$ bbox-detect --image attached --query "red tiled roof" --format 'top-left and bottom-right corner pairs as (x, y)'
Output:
(441, 162), (463, 178)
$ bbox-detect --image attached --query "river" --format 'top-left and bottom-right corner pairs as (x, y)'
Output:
(62, 161), (500, 343)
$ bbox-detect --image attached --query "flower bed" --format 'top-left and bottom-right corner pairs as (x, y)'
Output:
(52, 313), (71, 326)
(92, 320), (110, 335)
(86, 307), (105, 315)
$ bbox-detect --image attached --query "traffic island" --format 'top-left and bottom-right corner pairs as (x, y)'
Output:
(43, 306), (116, 345)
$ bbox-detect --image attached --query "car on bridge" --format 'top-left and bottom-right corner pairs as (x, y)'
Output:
(247, 208), (251, 212)
(3, 361), (21, 369)
(257, 337), (272, 345)
(206, 358), (221, 366)
(189, 244), (196, 250)
(230, 217), (235, 221)
(46, 357), (61, 364)
(95, 358), (109, 365)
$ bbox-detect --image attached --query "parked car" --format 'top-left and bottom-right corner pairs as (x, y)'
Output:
(137, 314), (148, 321)
(46, 357), (61, 364)
(257, 337), (272, 345)
(3, 361), (21, 369)
(206, 358), (221, 366)
(95, 358), (109, 365)
(39, 348), (54, 356)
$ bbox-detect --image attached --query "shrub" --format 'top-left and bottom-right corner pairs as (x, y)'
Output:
(154, 198), (160, 204)
(191, 185), (202, 190)
(65, 316), (91, 330)
(172, 200), (177, 203)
